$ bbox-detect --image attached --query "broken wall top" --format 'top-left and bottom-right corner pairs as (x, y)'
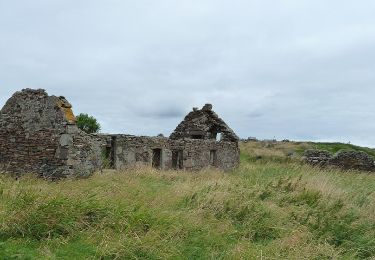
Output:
(0, 88), (76, 131)
(170, 104), (239, 142)
(0, 88), (102, 178)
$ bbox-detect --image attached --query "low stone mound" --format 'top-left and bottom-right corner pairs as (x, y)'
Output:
(303, 149), (332, 166)
(303, 149), (375, 172)
(330, 150), (375, 172)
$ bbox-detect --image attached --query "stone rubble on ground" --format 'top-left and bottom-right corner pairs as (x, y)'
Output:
(303, 149), (375, 172)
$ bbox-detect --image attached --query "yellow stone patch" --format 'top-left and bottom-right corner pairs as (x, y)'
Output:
(57, 100), (76, 123)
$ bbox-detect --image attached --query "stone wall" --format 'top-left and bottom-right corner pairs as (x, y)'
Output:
(0, 90), (239, 176)
(97, 104), (241, 172)
(0, 89), (102, 178)
(303, 149), (332, 166)
(303, 149), (375, 172)
(108, 135), (240, 171)
(170, 104), (239, 142)
(329, 150), (375, 172)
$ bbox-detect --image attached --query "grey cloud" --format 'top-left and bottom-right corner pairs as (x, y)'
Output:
(1, 0), (375, 146)
(247, 112), (264, 118)
(136, 106), (186, 119)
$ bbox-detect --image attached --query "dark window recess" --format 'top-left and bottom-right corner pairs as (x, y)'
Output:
(210, 150), (217, 166)
(105, 146), (111, 159)
(190, 130), (205, 140)
(152, 149), (162, 169)
(172, 150), (183, 169)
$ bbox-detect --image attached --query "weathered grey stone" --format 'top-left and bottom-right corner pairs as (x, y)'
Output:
(99, 105), (240, 172)
(1, 90), (239, 176)
(202, 103), (213, 111)
(330, 150), (375, 171)
(303, 149), (332, 166)
(303, 149), (375, 172)
(170, 104), (239, 142)
(0, 89), (102, 179)
(60, 134), (73, 146)
(105, 135), (239, 171)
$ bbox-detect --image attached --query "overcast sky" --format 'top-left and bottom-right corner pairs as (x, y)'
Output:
(1, 0), (375, 146)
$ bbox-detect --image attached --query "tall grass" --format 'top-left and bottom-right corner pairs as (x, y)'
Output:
(1, 146), (375, 259)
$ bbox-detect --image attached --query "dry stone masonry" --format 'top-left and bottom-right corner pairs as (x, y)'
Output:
(0, 90), (240, 178)
(102, 135), (239, 171)
(303, 149), (333, 167)
(0, 89), (102, 178)
(3, 88), (374, 176)
(303, 149), (375, 172)
(100, 104), (240, 171)
(170, 103), (239, 142)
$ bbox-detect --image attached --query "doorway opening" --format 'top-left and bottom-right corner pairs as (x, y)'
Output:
(152, 149), (162, 169)
(210, 150), (217, 166)
(172, 150), (183, 169)
(102, 136), (116, 169)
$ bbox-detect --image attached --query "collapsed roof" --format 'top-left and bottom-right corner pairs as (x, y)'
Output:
(170, 104), (239, 142)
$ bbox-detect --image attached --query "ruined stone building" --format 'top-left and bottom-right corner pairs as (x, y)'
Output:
(0, 89), (102, 178)
(102, 104), (240, 171)
(0, 89), (240, 178)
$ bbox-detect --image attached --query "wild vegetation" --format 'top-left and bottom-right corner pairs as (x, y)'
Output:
(1, 141), (375, 259)
(76, 113), (101, 134)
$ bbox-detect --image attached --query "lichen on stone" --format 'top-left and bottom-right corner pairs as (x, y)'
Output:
(57, 97), (76, 124)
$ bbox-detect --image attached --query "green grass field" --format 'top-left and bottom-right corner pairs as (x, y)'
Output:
(1, 141), (375, 259)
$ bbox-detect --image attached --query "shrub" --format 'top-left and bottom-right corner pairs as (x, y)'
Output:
(76, 113), (101, 134)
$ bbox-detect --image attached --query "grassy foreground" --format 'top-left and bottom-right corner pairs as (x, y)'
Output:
(1, 143), (375, 259)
